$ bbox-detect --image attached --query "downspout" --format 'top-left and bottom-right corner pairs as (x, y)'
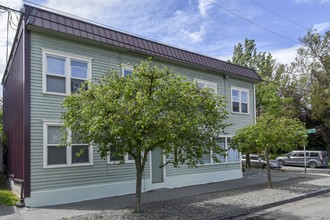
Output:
(253, 83), (256, 124)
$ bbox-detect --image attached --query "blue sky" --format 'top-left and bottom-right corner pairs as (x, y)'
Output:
(1, 0), (330, 84)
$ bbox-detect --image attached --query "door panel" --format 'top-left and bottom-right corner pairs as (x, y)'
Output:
(152, 147), (164, 183)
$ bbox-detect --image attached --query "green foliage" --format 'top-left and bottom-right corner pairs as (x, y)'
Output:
(0, 190), (19, 206)
(63, 60), (228, 167)
(62, 59), (229, 212)
(231, 114), (306, 188)
(231, 114), (306, 154)
(0, 176), (18, 206)
(232, 39), (289, 117)
(285, 29), (330, 150)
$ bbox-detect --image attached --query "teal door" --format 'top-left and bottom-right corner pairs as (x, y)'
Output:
(151, 147), (164, 183)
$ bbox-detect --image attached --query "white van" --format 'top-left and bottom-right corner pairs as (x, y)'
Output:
(276, 150), (328, 168)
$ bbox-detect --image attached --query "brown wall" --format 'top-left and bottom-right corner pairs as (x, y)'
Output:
(3, 23), (31, 197)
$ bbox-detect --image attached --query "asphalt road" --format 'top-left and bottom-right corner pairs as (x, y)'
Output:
(234, 192), (330, 220)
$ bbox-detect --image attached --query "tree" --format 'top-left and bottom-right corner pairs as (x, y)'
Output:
(231, 39), (289, 166)
(231, 114), (306, 188)
(285, 30), (330, 151)
(232, 39), (288, 116)
(62, 60), (229, 212)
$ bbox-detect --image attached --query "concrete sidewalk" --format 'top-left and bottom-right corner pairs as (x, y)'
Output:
(0, 169), (325, 220)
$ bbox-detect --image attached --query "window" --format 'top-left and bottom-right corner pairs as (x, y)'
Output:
(195, 79), (217, 94)
(71, 131), (90, 164)
(200, 137), (239, 165)
(43, 49), (92, 95)
(226, 138), (240, 162)
(43, 122), (93, 168)
(122, 66), (133, 76)
(47, 125), (66, 165)
(231, 87), (249, 114)
(310, 152), (319, 157)
(107, 147), (135, 164)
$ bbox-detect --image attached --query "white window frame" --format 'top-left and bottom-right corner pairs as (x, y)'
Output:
(43, 121), (93, 168)
(121, 65), (133, 77)
(194, 78), (217, 94)
(231, 86), (250, 114)
(200, 136), (240, 165)
(42, 49), (92, 96)
(107, 152), (135, 164)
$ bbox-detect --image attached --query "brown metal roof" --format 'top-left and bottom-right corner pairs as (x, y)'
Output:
(24, 5), (262, 82)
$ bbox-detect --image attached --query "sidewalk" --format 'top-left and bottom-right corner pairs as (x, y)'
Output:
(1, 168), (330, 220)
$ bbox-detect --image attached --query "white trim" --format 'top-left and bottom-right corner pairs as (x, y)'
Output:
(25, 167), (242, 207)
(194, 78), (218, 94)
(107, 153), (135, 164)
(121, 65), (133, 77)
(43, 121), (93, 169)
(42, 48), (92, 95)
(231, 86), (250, 114)
(197, 136), (233, 165)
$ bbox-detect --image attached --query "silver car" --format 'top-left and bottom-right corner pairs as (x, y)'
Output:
(276, 150), (328, 168)
(242, 154), (282, 169)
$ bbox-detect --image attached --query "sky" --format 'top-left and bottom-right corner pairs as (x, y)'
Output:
(0, 0), (330, 92)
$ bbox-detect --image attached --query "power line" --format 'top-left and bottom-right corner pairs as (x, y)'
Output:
(205, 0), (299, 44)
(0, 5), (22, 63)
(250, 0), (308, 31)
(312, 0), (330, 15)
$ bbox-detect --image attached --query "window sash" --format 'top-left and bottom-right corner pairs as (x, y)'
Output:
(122, 69), (132, 76)
(195, 79), (217, 94)
(47, 145), (67, 165)
(201, 137), (240, 165)
(231, 88), (249, 114)
(44, 122), (92, 168)
(47, 56), (65, 76)
(43, 50), (91, 95)
(72, 144), (90, 164)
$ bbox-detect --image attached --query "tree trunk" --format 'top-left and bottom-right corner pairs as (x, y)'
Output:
(246, 153), (251, 167)
(134, 155), (145, 213)
(265, 148), (272, 188)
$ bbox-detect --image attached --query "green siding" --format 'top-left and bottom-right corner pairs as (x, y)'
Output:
(30, 31), (254, 192)
(166, 163), (240, 177)
(30, 32), (148, 191)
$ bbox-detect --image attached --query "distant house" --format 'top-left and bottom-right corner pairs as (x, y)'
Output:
(2, 4), (261, 207)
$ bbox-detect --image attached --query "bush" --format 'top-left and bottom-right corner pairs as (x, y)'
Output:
(0, 190), (19, 206)
(0, 176), (19, 206)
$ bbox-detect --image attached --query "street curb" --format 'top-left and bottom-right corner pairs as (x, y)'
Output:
(211, 187), (330, 220)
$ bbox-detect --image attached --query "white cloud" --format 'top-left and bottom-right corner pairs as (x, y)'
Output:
(198, 0), (211, 17)
(271, 45), (300, 65)
(312, 22), (330, 33)
(182, 25), (205, 43)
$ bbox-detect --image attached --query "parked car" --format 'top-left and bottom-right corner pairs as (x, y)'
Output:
(241, 154), (282, 169)
(276, 150), (328, 168)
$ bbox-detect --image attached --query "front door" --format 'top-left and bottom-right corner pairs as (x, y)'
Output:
(151, 147), (164, 183)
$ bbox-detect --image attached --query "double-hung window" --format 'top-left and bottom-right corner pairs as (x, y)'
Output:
(195, 79), (217, 94)
(215, 137), (240, 163)
(43, 49), (92, 95)
(195, 79), (217, 164)
(199, 137), (239, 165)
(201, 137), (240, 164)
(43, 122), (93, 168)
(231, 87), (249, 114)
